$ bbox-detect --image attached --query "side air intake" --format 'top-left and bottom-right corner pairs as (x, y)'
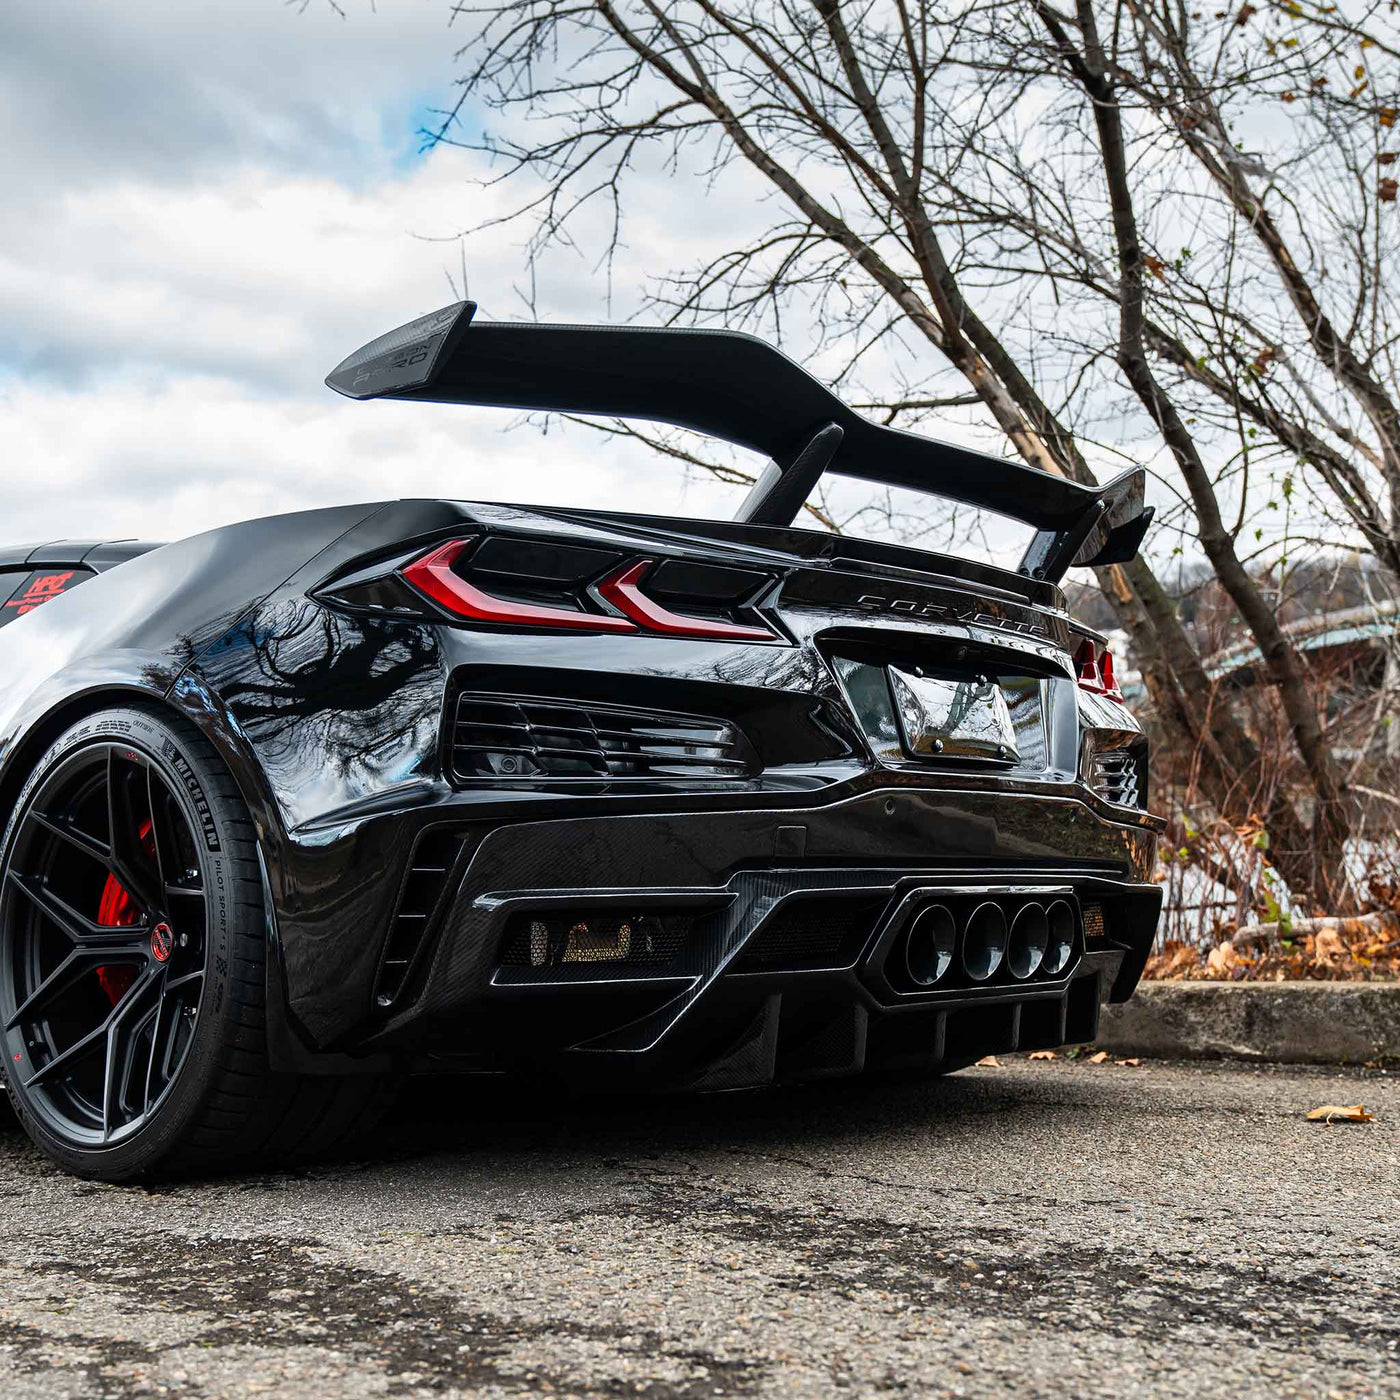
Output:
(450, 694), (758, 782)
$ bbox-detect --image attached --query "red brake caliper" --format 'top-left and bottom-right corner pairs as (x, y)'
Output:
(95, 818), (154, 1007)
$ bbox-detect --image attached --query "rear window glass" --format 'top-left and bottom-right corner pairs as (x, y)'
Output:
(0, 568), (93, 628)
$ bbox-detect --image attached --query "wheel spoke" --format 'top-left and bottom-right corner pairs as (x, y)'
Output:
(5, 869), (139, 949)
(115, 1001), (161, 1132)
(25, 964), (159, 1093)
(141, 982), (168, 1113)
(146, 768), (184, 895)
(26, 811), (111, 869)
(100, 966), (163, 1139)
(106, 750), (163, 918)
(4, 944), (144, 1032)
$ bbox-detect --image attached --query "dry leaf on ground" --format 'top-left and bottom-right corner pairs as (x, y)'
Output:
(1087, 1050), (1110, 1064)
(1027, 1050), (1057, 1061)
(1305, 1103), (1375, 1124)
(1206, 942), (1239, 976)
(1115, 1058), (1142, 1067)
(975, 1055), (1003, 1068)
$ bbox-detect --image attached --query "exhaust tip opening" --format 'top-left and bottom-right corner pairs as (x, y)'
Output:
(903, 904), (956, 987)
(1007, 902), (1049, 980)
(962, 902), (1008, 982)
(1042, 899), (1077, 977)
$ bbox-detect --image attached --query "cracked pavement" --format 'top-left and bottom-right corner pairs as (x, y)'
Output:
(0, 1056), (1397, 1398)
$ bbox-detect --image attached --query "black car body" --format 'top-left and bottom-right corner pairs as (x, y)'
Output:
(0, 303), (1162, 1173)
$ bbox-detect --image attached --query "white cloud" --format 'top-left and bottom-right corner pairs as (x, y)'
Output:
(0, 1), (765, 544)
(0, 0), (1043, 564)
(0, 368), (744, 545)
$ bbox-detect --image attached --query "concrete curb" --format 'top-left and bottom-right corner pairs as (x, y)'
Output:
(1096, 982), (1400, 1065)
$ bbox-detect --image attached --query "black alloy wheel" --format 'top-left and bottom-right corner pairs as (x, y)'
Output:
(0, 706), (396, 1180)
(1, 737), (212, 1147)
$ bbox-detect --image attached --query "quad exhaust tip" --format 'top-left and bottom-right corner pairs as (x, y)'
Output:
(887, 894), (1082, 991)
(1007, 902), (1049, 980)
(961, 901), (1008, 982)
(903, 904), (956, 986)
(1043, 898), (1076, 977)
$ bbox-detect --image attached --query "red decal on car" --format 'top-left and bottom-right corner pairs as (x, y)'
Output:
(2, 571), (76, 616)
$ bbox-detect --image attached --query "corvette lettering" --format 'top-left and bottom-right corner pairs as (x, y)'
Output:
(855, 593), (1049, 636)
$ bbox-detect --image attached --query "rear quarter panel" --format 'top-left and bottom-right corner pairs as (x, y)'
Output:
(0, 504), (385, 835)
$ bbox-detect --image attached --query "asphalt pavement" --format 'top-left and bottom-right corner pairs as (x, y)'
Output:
(1, 1055), (1396, 1399)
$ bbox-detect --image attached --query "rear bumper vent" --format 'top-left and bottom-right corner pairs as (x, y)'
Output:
(732, 895), (886, 972)
(1081, 901), (1106, 945)
(495, 908), (700, 983)
(450, 693), (758, 783)
(374, 828), (470, 1011)
(1087, 743), (1146, 809)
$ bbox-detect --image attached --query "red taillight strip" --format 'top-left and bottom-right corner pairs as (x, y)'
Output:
(1099, 648), (1123, 700)
(1074, 637), (1124, 701)
(597, 561), (777, 641)
(402, 541), (638, 633)
(1074, 638), (1102, 691)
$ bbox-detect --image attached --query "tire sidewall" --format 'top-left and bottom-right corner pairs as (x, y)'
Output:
(0, 706), (250, 1178)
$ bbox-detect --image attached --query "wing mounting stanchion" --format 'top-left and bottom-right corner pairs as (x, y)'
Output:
(734, 423), (845, 527)
(1017, 468), (1153, 577)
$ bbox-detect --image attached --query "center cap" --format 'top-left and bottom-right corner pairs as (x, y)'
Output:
(150, 922), (174, 963)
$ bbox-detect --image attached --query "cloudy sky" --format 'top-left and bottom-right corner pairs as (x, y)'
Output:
(1, 0), (785, 548)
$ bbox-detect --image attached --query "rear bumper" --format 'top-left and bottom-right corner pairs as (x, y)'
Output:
(277, 783), (1161, 1085)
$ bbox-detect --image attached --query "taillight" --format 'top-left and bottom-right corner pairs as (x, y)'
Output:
(1073, 638), (1123, 701)
(596, 561), (776, 640)
(1099, 648), (1119, 699)
(399, 538), (779, 641)
(402, 541), (638, 632)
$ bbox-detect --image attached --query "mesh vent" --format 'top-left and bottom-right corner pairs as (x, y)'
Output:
(451, 694), (756, 782)
(732, 896), (886, 972)
(373, 829), (468, 1010)
(496, 909), (697, 982)
(1082, 902), (1106, 945)
(1088, 746), (1144, 808)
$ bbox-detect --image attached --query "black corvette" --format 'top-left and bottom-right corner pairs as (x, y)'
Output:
(0, 301), (1163, 1179)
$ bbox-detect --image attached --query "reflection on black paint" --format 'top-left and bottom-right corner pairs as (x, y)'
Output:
(197, 599), (447, 827)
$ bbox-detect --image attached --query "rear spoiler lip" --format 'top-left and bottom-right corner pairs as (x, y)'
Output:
(327, 300), (1150, 575)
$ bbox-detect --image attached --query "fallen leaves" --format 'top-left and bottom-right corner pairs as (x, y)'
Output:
(1071, 1049), (1142, 1066)
(1144, 910), (1400, 984)
(1027, 1050), (1057, 1061)
(1206, 942), (1239, 977)
(1305, 1104), (1376, 1125)
(975, 1054), (1003, 1068)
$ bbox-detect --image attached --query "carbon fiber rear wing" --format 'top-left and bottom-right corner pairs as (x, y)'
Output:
(326, 301), (1151, 577)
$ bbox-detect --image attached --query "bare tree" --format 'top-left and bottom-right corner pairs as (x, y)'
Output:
(423, 0), (1396, 899)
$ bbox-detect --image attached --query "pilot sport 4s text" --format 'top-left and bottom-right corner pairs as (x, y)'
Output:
(0, 302), (1162, 1179)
